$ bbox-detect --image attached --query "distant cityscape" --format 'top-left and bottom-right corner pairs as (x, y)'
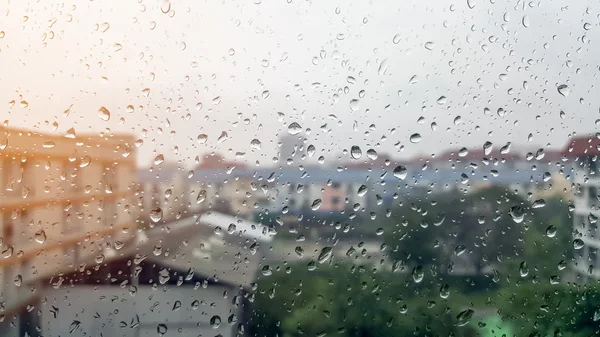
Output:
(0, 124), (598, 336)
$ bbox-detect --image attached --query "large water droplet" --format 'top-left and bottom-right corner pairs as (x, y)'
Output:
(456, 309), (474, 326)
(573, 239), (584, 250)
(149, 208), (163, 223)
(546, 225), (557, 238)
(317, 247), (333, 264)
(98, 106), (111, 121)
(288, 122), (302, 135)
(210, 316), (222, 329)
(409, 133), (421, 143)
(157, 323), (168, 336)
(154, 154), (164, 165)
(557, 84), (570, 97)
(509, 206), (525, 223)
(357, 185), (368, 197)
(34, 229), (46, 244)
(311, 199), (322, 211)
(393, 166), (407, 180)
(350, 146), (362, 159)
(412, 266), (424, 283)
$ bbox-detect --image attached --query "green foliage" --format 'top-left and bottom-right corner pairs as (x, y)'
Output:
(249, 262), (478, 337)
(498, 282), (600, 336)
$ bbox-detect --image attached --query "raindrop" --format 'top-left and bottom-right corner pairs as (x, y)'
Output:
(248, 139), (261, 151)
(34, 229), (46, 244)
(521, 15), (530, 28)
(196, 190), (207, 204)
(410, 133), (421, 143)
(392, 34), (401, 44)
(466, 0), (476, 9)
(424, 42), (435, 50)
(217, 131), (228, 143)
(483, 141), (493, 155)
(509, 206), (525, 223)
(456, 309), (474, 326)
(532, 199), (545, 209)
(157, 324), (167, 336)
(454, 245), (466, 256)
(437, 96), (447, 105)
(154, 154), (164, 165)
(311, 199), (322, 211)
(288, 122), (302, 135)
(557, 84), (570, 97)
(439, 284), (450, 299)
(546, 225), (557, 238)
(69, 321), (81, 333)
(573, 239), (584, 250)
(519, 261), (529, 277)
(172, 301), (181, 311)
(357, 185), (368, 197)
(317, 247), (333, 264)
(98, 106), (111, 121)
(393, 166), (407, 180)
(366, 149), (378, 160)
(349, 99), (360, 112)
(350, 146), (362, 159)
(412, 266), (424, 283)
(197, 134), (208, 144)
(149, 208), (163, 223)
(209, 315), (222, 329)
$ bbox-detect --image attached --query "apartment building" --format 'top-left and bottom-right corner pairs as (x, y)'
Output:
(0, 126), (137, 332)
(565, 135), (600, 281)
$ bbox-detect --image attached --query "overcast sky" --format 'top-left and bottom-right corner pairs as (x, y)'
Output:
(0, 0), (598, 168)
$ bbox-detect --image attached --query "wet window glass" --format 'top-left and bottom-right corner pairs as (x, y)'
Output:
(0, 0), (598, 336)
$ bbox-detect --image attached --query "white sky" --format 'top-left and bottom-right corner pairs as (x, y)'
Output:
(0, 0), (597, 168)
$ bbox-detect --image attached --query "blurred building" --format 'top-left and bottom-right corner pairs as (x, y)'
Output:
(563, 135), (600, 282)
(0, 126), (137, 335)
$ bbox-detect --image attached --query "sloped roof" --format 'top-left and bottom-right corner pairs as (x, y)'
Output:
(563, 135), (600, 157)
(99, 212), (268, 288)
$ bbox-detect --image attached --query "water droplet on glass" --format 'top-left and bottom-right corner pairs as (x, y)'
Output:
(546, 225), (557, 238)
(410, 133), (421, 143)
(350, 146), (362, 159)
(154, 154), (164, 165)
(210, 316), (222, 329)
(483, 141), (493, 155)
(439, 284), (450, 299)
(532, 199), (545, 209)
(357, 185), (368, 197)
(98, 106), (110, 121)
(573, 239), (584, 250)
(250, 139), (262, 150)
(392, 34), (401, 44)
(217, 131), (228, 143)
(157, 323), (167, 336)
(349, 99), (360, 112)
(412, 266), (424, 283)
(557, 84), (570, 97)
(366, 149), (378, 160)
(454, 245), (466, 256)
(521, 15), (530, 28)
(466, 0), (476, 9)
(150, 208), (163, 223)
(437, 96), (447, 105)
(311, 199), (322, 211)
(172, 301), (181, 311)
(424, 41), (435, 50)
(509, 206), (525, 223)
(456, 309), (474, 326)
(393, 166), (407, 180)
(317, 247), (333, 264)
(288, 122), (302, 135)
(34, 229), (46, 244)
